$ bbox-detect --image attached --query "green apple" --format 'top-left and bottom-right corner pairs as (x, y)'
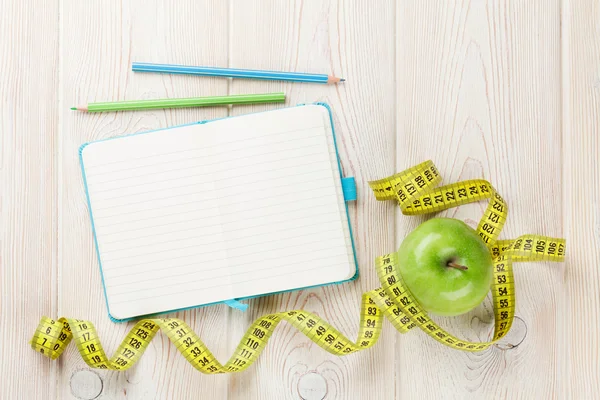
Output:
(397, 217), (493, 316)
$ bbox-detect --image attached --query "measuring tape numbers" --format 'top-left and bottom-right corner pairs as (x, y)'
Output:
(30, 160), (565, 373)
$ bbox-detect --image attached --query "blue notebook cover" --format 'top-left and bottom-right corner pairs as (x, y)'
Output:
(79, 102), (359, 323)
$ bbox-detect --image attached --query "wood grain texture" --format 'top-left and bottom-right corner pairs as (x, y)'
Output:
(0, 0), (59, 399)
(227, 1), (397, 399)
(2, 0), (598, 399)
(561, 0), (600, 397)
(395, 1), (563, 398)
(58, 1), (230, 398)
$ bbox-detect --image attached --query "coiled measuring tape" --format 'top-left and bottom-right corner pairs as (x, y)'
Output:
(31, 160), (565, 374)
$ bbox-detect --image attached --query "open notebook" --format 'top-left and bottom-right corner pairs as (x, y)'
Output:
(80, 104), (358, 322)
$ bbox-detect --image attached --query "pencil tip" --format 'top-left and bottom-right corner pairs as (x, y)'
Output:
(70, 107), (77, 110)
(340, 78), (346, 82)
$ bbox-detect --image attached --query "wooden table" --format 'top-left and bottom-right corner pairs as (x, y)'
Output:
(1, 1), (598, 399)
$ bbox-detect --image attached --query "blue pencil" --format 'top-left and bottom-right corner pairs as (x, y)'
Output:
(132, 62), (345, 84)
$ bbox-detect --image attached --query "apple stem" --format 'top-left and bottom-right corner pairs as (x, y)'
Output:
(447, 262), (468, 271)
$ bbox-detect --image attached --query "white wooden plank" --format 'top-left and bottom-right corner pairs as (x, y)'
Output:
(395, 2), (562, 398)
(4, 1), (598, 398)
(59, 1), (230, 398)
(561, 0), (600, 396)
(0, 0), (59, 399)
(227, 1), (397, 399)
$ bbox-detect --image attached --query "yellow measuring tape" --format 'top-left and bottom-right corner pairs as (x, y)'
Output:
(31, 161), (565, 373)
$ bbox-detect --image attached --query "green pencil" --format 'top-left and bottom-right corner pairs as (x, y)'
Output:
(71, 92), (285, 112)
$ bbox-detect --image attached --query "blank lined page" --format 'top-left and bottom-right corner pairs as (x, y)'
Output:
(81, 105), (355, 320)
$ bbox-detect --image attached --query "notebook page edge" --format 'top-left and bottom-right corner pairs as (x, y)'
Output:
(315, 104), (358, 281)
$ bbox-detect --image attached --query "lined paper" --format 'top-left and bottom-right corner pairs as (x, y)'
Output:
(81, 105), (355, 319)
